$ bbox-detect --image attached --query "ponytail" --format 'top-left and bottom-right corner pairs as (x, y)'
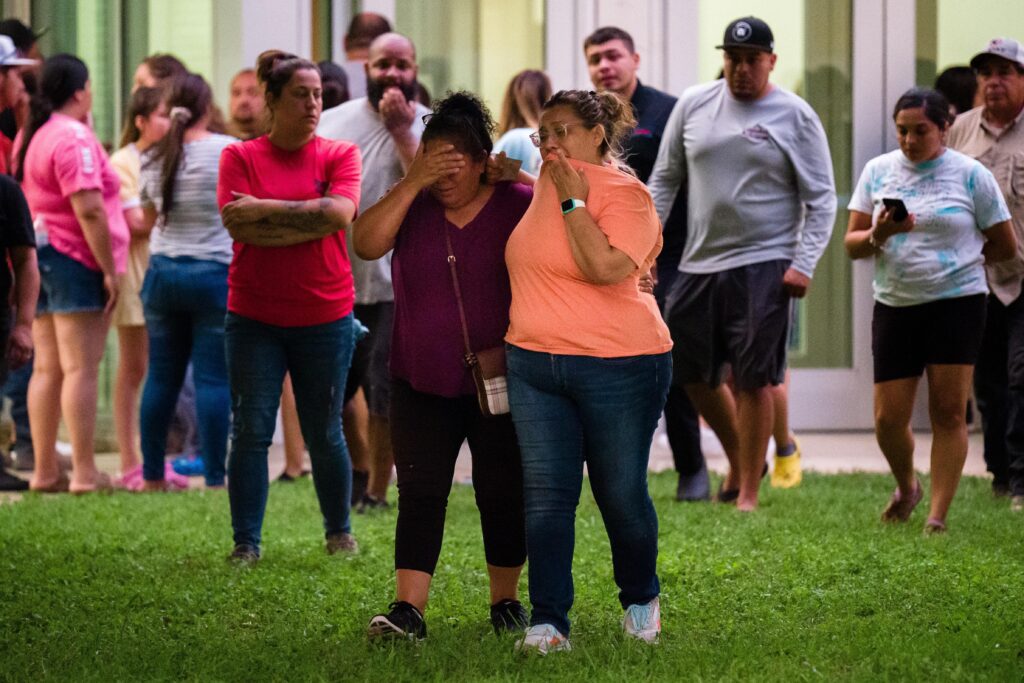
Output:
(16, 54), (88, 182)
(146, 72), (212, 217)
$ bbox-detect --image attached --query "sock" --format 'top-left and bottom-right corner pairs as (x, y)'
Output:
(776, 441), (797, 457)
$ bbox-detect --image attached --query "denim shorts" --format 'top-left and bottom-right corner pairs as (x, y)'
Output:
(37, 245), (106, 315)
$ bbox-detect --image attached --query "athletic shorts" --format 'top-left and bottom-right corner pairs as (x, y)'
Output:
(665, 259), (790, 390)
(872, 294), (987, 383)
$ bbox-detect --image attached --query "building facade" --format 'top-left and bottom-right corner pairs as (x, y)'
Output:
(3, 0), (1019, 429)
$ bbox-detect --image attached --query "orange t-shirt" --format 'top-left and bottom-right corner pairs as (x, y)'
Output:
(505, 159), (673, 358)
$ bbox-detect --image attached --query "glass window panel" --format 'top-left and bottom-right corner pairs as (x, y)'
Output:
(917, 0), (1024, 87)
(394, 0), (544, 117)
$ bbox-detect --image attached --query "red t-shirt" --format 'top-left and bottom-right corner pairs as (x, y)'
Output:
(217, 135), (361, 327)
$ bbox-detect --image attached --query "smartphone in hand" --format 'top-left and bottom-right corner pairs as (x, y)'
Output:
(882, 197), (909, 223)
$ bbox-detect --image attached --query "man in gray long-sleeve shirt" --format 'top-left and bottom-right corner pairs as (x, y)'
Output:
(649, 16), (837, 511)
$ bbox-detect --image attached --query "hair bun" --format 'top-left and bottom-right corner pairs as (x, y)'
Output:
(256, 49), (300, 84)
(431, 90), (495, 137)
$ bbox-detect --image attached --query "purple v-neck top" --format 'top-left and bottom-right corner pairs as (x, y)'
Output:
(390, 181), (533, 397)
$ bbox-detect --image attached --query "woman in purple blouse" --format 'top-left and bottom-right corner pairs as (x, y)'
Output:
(352, 92), (531, 641)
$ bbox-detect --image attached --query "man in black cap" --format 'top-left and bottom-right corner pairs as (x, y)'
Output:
(948, 38), (1024, 511)
(649, 16), (836, 511)
(582, 26), (706, 501)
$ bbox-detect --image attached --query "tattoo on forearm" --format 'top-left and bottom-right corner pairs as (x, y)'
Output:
(260, 198), (335, 231)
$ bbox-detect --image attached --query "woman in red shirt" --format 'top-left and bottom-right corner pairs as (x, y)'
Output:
(217, 50), (361, 563)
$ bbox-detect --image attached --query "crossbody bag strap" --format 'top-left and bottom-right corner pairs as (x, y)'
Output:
(443, 219), (477, 368)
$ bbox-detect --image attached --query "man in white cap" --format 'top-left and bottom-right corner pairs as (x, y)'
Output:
(0, 34), (36, 173)
(0, 33), (38, 490)
(648, 16), (836, 511)
(948, 38), (1024, 511)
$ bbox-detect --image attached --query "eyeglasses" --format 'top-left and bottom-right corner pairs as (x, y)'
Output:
(530, 123), (585, 147)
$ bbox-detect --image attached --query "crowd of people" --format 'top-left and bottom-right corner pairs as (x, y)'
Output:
(0, 10), (1021, 653)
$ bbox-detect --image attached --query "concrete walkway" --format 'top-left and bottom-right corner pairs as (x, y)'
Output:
(1, 425), (989, 502)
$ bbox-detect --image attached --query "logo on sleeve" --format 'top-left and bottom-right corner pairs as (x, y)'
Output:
(79, 145), (95, 174)
(315, 179), (330, 196)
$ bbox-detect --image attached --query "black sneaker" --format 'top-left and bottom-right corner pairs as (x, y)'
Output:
(12, 449), (35, 472)
(490, 599), (528, 634)
(0, 466), (28, 491)
(356, 493), (390, 514)
(675, 463), (711, 502)
(367, 601), (426, 641)
(227, 543), (260, 565)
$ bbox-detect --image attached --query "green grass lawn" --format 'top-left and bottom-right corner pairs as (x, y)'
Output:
(2, 472), (1023, 682)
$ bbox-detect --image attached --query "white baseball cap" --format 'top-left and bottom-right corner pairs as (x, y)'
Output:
(970, 37), (1024, 70)
(0, 35), (37, 66)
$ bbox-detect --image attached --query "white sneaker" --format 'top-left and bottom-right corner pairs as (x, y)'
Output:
(623, 597), (661, 643)
(514, 624), (572, 655)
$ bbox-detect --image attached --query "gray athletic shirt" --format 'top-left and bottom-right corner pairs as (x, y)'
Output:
(317, 97), (430, 305)
(648, 80), (837, 276)
(139, 133), (236, 265)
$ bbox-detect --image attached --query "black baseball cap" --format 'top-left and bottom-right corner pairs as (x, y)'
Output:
(716, 17), (774, 53)
(0, 19), (47, 52)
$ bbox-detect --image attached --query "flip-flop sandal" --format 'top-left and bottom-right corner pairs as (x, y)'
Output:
(69, 471), (114, 495)
(715, 463), (768, 504)
(715, 481), (739, 503)
(30, 471), (70, 493)
(881, 478), (923, 523)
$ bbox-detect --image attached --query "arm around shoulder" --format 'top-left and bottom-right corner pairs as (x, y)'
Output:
(352, 178), (421, 260)
(983, 220), (1018, 263)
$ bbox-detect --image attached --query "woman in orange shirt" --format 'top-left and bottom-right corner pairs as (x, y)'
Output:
(504, 89), (672, 653)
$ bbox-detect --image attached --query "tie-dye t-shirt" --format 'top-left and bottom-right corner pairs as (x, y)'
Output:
(848, 148), (1010, 307)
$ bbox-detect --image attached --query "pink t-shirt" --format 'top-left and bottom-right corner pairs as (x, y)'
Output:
(217, 135), (361, 327)
(22, 113), (129, 273)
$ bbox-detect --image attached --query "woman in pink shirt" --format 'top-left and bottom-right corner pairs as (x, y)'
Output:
(17, 54), (129, 493)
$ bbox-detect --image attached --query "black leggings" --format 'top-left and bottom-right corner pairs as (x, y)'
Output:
(390, 379), (526, 574)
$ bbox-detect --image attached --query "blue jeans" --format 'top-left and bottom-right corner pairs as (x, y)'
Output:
(225, 311), (355, 549)
(139, 256), (230, 486)
(507, 345), (671, 636)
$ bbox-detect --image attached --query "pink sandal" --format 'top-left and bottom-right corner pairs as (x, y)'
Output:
(881, 478), (923, 522)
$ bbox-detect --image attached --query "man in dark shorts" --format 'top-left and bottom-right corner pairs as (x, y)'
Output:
(0, 174), (38, 491)
(648, 16), (837, 510)
(583, 25), (705, 501)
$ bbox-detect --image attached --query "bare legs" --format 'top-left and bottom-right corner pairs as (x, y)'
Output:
(367, 414), (394, 501)
(113, 324), (147, 475)
(29, 312), (110, 491)
(685, 382), (772, 510)
(396, 564), (523, 614)
(771, 370), (795, 452)
(925, 365), (973, 523)
(280, 374), (306, 478)
(873, 365), (974, 525)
